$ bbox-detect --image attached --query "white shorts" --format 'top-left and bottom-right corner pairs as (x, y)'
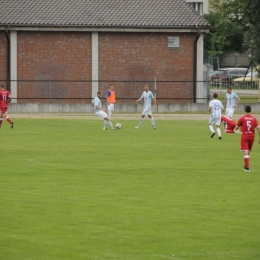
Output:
(226, 107), (235, 118)
(95, 110), (108, 120)
(209, 116), (221, 125)
(142, 106), (152, 116)
(107, 103), (115, 111)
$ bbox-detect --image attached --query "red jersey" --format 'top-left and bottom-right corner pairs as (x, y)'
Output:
(0, 89), (11, 107)
(221, 116), (235, 125)
(237, 114), (260, 137)
(221, 116), (236, 133)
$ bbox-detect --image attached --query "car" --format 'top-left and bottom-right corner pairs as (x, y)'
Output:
(210, 68), (248, 86)
(233, 71), (259, 87)
(233, 71), (259, 83)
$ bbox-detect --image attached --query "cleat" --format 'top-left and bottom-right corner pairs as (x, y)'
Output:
(244, 166), (250, 172)
(151, 126), (156, 129)
(135, 126), (140, 129)
(219, 136), (222, 140)
(210, 133), (215, 138)
(103, 127), (107, 130)
(235, 130), (241, 134)
(11, 122), (14, 129)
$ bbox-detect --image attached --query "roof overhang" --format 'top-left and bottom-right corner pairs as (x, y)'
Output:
(0, 25), (210, 33)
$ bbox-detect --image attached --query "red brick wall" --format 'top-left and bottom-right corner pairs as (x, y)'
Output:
(99, 32), (195, 80)
(17, 31), (92, 103)
(0, 32), (7, 82)
(98, 32), (196, 103)
(4, 30), (196, 103)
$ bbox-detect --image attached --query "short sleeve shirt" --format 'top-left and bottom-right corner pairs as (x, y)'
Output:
(221, 116), (235, 124)
(0, 90), (11, 107)
(94, 97), (101, 112)
(225, 92), (238, 108)
(209, 99), (223, 119)
(141, 91), (154, 109)
(237, 114), (260, 137)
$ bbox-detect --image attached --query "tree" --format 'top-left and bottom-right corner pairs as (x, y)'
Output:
(243, 0), (260, 63)
(204, 0), (260, 64)
(203, 12), (245, 58)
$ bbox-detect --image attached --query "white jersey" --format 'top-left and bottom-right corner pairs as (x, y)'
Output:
(94, 97), (101, 113)
(225, 92), (238, 108)
(141, 91), (154, 109)
(209, 99), (223, 119)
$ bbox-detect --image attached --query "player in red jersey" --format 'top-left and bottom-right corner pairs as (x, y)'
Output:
(0, 85), (14, 129)
(221, 115), (237, 133)
(235, 105), (260, 172)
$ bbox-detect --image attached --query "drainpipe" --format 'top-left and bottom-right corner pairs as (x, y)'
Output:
(5, 27), (10, 91)
(193, 29), (200, 103)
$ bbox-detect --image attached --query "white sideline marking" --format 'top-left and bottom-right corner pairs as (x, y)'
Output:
(153, 255), (175, 259)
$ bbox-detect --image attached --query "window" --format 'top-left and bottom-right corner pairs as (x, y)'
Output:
(188, 2), (203, 15)
(168, 37), (180, 49)
(229, 70), (237, 75)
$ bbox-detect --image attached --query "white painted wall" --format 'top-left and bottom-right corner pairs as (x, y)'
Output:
(92, 32), (99, 101)
(185, 0), (209, 103)
(196, 34), (207, 103)
(10, 31), (17, 103)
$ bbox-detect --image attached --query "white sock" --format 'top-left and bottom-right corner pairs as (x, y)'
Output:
(108, 110), (112, 118)
(104, 120), (107, 127)
(108, 121), (114, 129)
(217, 127), (221, 137)
(209, 125), (215, 133)
(139, 118), (144, 127)
(150, 117), (155, 126)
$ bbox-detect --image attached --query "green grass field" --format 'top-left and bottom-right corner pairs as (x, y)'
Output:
(1, 118), (260, 260)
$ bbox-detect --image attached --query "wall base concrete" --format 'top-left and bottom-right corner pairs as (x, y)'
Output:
(8, 103), (260, 113)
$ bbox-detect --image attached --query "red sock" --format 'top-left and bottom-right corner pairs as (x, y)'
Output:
(6, 117), (12, 124)
(0, 118), (3, 127)
(244, 155), (250, 168)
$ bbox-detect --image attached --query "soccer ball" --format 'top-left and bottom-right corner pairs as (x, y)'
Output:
(116, 123), (121, 129)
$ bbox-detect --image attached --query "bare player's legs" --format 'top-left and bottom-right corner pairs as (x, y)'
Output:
(0, 111), (14, 129)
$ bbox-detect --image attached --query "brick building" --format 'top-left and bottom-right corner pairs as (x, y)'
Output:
(0, 0), (209, 111)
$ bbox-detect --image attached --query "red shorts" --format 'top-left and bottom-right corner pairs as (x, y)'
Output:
(0, 106), (8, 114)
(225, 123), (236, 133)
(240, 135), (255, 151)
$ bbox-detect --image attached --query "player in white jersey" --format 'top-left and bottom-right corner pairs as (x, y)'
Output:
(135, 84), (157, 129)
(224, 86), (240, 118)
(94, 90), (115, 130)
(208, 93), (224, 139)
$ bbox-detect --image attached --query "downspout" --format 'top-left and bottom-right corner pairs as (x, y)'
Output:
(193, 29), (200, 103)
(5, 27), (10, 91)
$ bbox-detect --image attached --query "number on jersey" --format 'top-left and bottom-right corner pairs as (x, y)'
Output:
(214, 104), (220, 110)
(247, 121), (251, 131)
(2, 93), (7, 101)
